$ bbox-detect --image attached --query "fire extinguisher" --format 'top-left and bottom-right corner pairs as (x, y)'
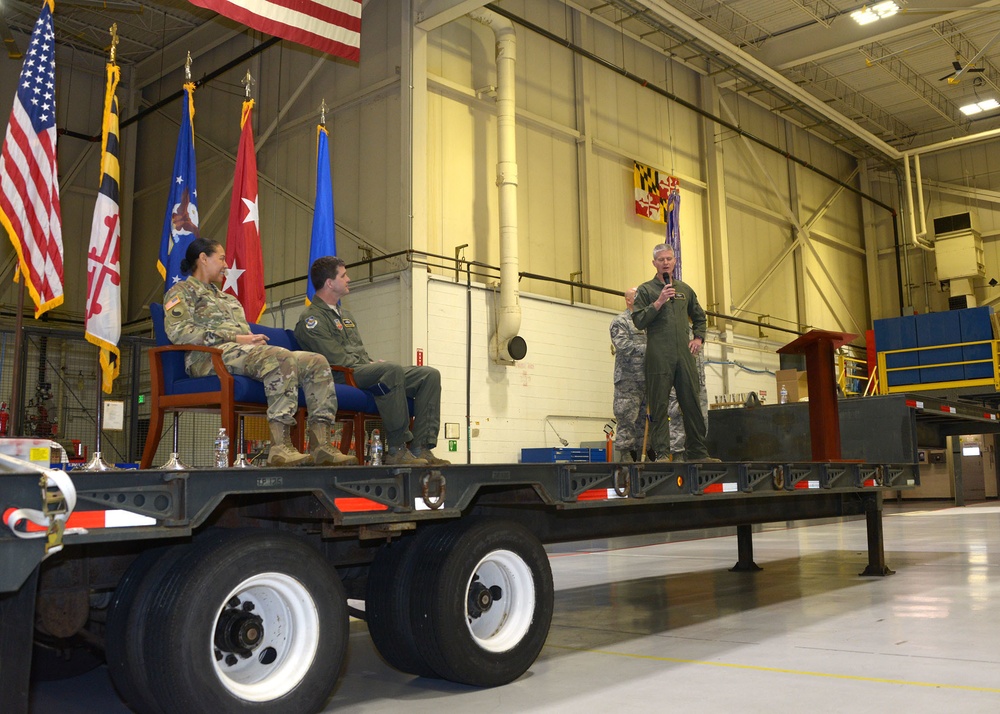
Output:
(0, 401), (9, 437)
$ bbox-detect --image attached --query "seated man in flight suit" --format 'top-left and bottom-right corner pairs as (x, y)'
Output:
(294, 256), (449, 466)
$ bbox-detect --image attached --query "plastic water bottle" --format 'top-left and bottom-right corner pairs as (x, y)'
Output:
(780, 385), (788, 404)
(214, 428), (230, 468)
(370, 429), (383, 466)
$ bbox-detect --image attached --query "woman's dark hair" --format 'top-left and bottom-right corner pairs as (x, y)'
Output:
(179, 238), (223, 275)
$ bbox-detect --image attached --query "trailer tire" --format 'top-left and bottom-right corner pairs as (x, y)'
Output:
(106, 543), (192, 714)
(365, 530), (439, 678)
(410, 518), (553, 687)
(144, 530), (347, 714)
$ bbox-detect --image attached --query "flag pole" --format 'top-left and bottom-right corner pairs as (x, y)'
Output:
(9, 282), (25, 436)
(78, 24), (121, 472)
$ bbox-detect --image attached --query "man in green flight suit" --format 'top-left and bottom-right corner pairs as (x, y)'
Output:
(632, 244), (718, 462)
(295, 256), (450, 466)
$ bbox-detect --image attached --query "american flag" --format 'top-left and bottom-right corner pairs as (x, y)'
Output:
(0, 0), (64, 318)
(188, 0), (362, 62)
(85, 63), (122, 394)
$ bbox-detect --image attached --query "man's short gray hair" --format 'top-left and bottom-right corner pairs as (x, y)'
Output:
(653, 243), (674, 259)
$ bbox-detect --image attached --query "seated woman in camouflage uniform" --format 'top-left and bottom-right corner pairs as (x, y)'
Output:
(162, 237), (356, 467)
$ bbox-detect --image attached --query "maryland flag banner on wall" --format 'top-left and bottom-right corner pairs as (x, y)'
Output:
(633, 161), (679, 224)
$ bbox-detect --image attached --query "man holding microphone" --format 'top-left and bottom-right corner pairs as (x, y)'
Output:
(632, 244), (717, 463)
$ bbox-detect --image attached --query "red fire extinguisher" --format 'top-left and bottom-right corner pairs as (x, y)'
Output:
(0, 401), (9, 437)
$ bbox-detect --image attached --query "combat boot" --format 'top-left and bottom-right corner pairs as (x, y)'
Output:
(267, 421), (313, 467)
(308, 422), (358, 466)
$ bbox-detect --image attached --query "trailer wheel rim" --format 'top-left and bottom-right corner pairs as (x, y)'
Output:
(464, 549), (535, 653)
(210, 572), (320, 702)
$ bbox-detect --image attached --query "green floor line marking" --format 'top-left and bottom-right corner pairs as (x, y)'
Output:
(544, 644), (1000, 693)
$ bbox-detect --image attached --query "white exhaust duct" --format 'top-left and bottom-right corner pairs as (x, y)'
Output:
(469, 8), (526, 365)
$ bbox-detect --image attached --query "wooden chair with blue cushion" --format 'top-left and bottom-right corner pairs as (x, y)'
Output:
(279, 327), (383, 465)
(144, 303), (308, 468)
(144, 303), (381, 467)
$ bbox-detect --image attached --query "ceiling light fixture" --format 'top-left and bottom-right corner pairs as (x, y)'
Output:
(851, 2), (900, 26)
(959, 98), (1000, 116)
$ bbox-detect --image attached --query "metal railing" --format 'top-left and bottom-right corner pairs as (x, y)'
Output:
(876, 339), (1000, 394)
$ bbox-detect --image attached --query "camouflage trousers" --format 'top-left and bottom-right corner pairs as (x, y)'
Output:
(191, 344), (338, 426)
(668, 353), (708, 454)
(613, 379), (647, 453)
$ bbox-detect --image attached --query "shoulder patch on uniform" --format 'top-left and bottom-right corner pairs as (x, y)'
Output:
(164, 297), (180, 311)
(304, 316), (318, 330)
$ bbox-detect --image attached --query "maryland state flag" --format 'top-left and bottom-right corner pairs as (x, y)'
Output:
(84, 62), (122, 394)
(634, 161), (679, 224)
(223, 99), (265, 321)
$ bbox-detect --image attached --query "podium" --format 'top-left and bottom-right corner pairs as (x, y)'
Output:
(777, 329), (856, 461)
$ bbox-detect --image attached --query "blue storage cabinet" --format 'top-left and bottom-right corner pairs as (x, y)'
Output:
(915, 311), (964, 384)
(959, 306), (994, 380)
(873, 315), (919, 387)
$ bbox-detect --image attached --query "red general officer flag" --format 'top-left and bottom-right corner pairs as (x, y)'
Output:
(223, 99), (265, 322)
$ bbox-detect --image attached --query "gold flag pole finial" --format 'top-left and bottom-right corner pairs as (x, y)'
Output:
(320, 99), (327, 127)
(185, 51), (192, 82)
(242, 69), (255, 99)
(109, 23), (119, 65)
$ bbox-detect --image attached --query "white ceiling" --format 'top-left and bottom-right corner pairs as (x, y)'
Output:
(5, 0), (1000, 161)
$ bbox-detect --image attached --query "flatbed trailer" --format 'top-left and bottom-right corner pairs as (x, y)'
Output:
(0, 456), (917, 714)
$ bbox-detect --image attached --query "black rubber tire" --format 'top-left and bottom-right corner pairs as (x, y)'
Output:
(409, 518), (554, 687)
(143, 529), (348, 714)
(105, 543), (193, 714)
(365, 529), (440, 678)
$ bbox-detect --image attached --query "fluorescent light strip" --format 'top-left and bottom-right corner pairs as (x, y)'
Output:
(851, 2), (900, 26)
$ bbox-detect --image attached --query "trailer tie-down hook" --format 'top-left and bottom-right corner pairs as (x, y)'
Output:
(613, 466), (630, 498)
(421, 472), (447, 509)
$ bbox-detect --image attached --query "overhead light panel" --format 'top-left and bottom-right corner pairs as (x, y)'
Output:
(959, 98), (1000, 116)
(851, 2), (900, 26)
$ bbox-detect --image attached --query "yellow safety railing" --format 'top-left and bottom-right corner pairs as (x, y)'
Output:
(837, 354), (870, 397)
(875, 339), (1000, 394)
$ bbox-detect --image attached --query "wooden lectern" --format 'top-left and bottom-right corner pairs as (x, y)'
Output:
(777, 329), (857, 461)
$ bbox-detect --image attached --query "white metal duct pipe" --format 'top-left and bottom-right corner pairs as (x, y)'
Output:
(469, 8), (526, 364)
(903, 153), (932, 252)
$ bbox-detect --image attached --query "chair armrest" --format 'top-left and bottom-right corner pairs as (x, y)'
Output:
(149, 344), (230, 380)
(330, 364), (358, 387)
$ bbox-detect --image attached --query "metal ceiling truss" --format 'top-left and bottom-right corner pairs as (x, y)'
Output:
(933, 19), (1000, 95)
(860, 41), (971, 133)
(788, 61), (917, 144)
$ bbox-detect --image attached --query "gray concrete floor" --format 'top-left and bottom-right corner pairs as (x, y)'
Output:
(30, 502), (1000, 713)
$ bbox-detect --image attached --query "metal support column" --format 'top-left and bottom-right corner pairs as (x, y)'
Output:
(730, 523), (762, 572)
(950, 434), (966, 507)
(861, 492), (893, 576)
(0, 566), (39, 714)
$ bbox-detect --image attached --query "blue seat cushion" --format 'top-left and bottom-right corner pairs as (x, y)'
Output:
(153, 303), (381, 413)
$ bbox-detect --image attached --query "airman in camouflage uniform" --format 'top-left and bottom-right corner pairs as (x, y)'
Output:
(163, 238), (355, 467)
(611, 288), (647, 462)
(667, 326), (709, 459)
